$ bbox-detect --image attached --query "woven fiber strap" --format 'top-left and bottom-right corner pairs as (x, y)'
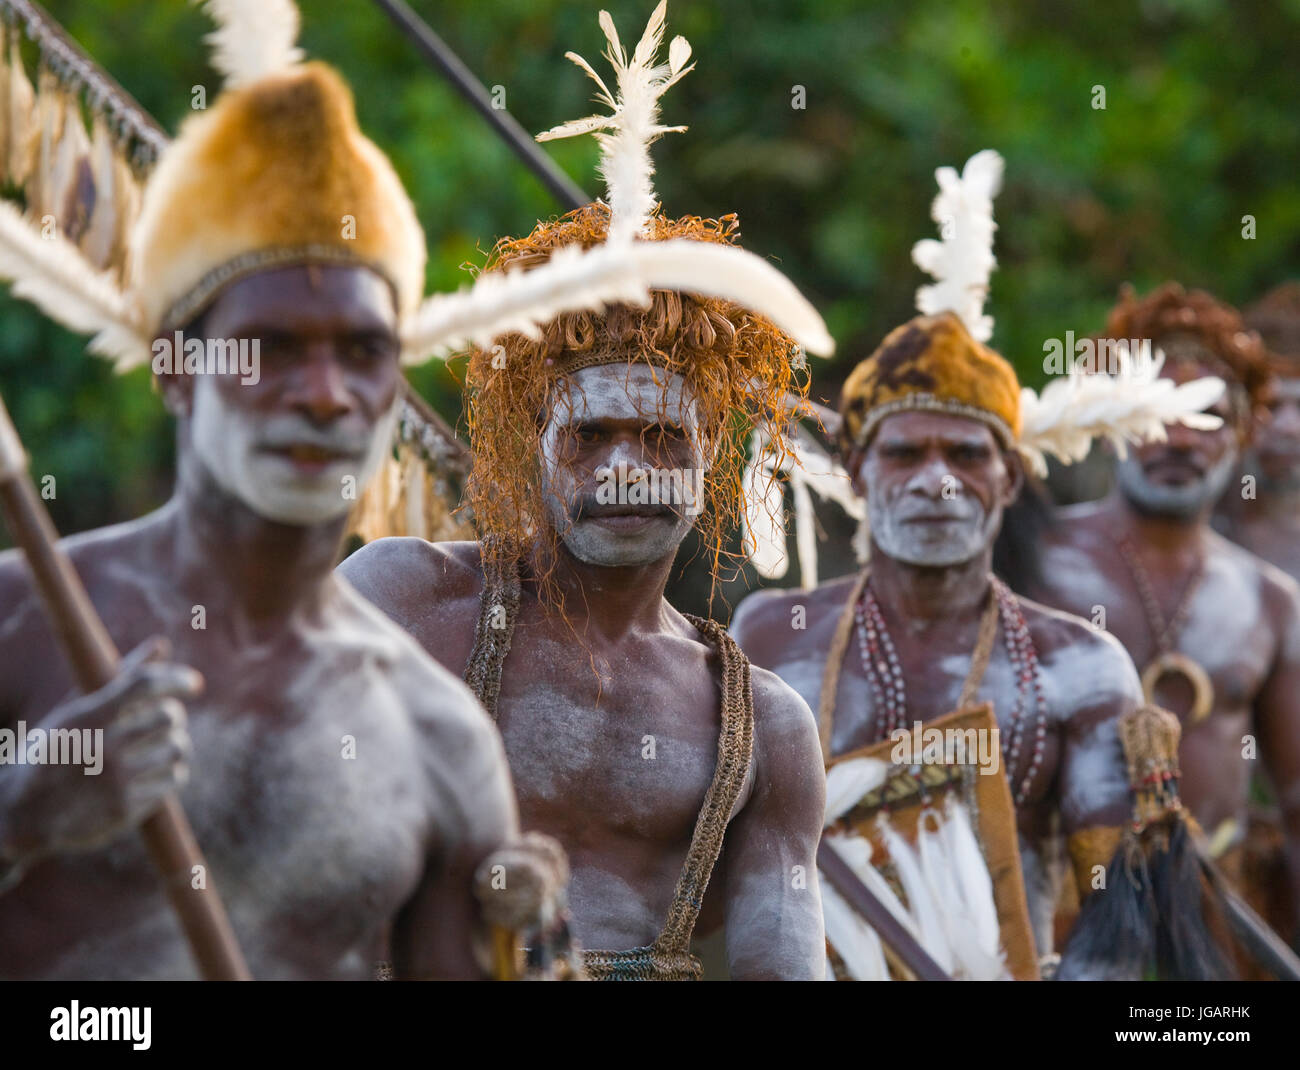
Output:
(463, 550), (755, 981)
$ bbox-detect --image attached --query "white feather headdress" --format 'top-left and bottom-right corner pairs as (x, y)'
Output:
(911, 149), (1004, 343)
(524, 2), (834, 359)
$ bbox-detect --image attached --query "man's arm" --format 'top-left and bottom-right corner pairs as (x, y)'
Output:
(1255, 575), (1300, 938)
(721, 668), (826, 980)
(390, 680), (519, 980)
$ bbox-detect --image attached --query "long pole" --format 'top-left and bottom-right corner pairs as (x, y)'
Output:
(369, 0), (590, 212)
(817, 839), (952, 981)
(0, 392), (251, 980)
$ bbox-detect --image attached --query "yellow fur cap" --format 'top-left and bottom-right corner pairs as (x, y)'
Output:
(129, 62), (425, 334)
(838, 311), (1022, 452)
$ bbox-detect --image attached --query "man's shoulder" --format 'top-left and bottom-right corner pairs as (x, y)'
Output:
(1207, 528), (1300, 608)
(0, 515), (164, 633)
(731, 573), (859, 640)
(1017, 593), (1141, 697)
(338, 538), (483, 617)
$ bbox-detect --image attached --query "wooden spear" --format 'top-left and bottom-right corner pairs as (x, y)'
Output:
(0, 390), (251, 980)
(817, 839), (953, 981)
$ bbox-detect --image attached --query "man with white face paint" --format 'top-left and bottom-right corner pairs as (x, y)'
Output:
(729, 149), (1244, 979)
(0, 14), (518, 979)
(345, 4), (831, 980)
(344, 254), (829, 982)
(732, 310), (1157, 977)
(1027, 284), (1300, 956)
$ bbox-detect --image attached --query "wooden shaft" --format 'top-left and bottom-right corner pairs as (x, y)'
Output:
(0, 397), (250, 980)
(369, 0), (590, 212)
(817, 838), (953, 981)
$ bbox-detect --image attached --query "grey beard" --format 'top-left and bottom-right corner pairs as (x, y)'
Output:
(1116, 450), (1238, 519)
(866, 486), (1001, 567)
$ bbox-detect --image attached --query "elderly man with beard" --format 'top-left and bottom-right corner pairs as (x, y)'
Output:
(730, 307), (1159, 974)
(1025, 284), (1300, 948)
(0, 34), (517, 978)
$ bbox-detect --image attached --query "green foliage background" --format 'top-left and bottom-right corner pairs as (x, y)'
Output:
(2, 0), (1297, 550)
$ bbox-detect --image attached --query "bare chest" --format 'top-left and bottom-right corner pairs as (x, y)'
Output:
(493, 633), (722, 847)
(1040, 547), (1274, 712)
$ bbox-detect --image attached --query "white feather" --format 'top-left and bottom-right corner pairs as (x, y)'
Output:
(912, 149), (1004, 342)
(401, 237), (834, 365)
(824, 755), (890, 824)
(820, 879), (890, 981)
(915, 807), (1004, 980)
(623, 240), (834, 356)
(739, 423), (861, 585)
(536, 1), (694, 242)
(875, 814), (955, 974)
(1018, 343), (1227, 476)
(942, 795), (1006, 972)
(0, 200), (148, 368)
(741, 428), (789, 579)
(200, 0), (304, 89)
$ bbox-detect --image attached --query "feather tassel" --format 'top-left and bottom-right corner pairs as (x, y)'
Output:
(401, 237), (834, 364)
(0, 199), (148, 367)
(199, 0), (304, 89)
(6, 30), (36, 187)
(911, 149), (1004, 341)
(536, 1), (694, 243)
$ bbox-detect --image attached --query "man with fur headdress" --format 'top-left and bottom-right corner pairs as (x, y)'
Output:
(731, 153), (1227, 979)
(1026, 283), (1300, 956)
(0, 0), (600, 980)
(343, 4), (832, 980)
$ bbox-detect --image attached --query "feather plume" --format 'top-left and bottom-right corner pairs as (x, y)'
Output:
(402, 237), (834, 364)
(820, 879), (890, 981)
(1018, 343), (1226, 477)
(942, 795), (1005, 969)
(536, 1), (694, 243)
(911, 149), (1004, 341)
(199, 0), (304, 89)
(0, 200), (148, 368)
(916, 806), (1005, 980)
(824, 756), (890, 824)
(741, 423), (862, 584)
(875, 814), (955, 974)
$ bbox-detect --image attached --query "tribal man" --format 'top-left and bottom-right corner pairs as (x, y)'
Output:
(1025, 283), (1300, 948)
(342, 5), (830, 980)
(731, 153), (1223, 978)
(0, 5), (518, 979)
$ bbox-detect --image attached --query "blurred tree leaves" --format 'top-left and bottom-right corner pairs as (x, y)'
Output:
(1, 0), (1296, 547)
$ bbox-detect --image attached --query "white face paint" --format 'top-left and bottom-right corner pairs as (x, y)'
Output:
(538, 363), (709, 567)
(190, 375), (397, 526)
(861, 437), (1004, 567)
(866, 475), (1001, 566)
(1116, 446), (1238, 519)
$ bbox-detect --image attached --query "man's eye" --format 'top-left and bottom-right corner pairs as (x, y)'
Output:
(347, 338), (394, 363)
(952, 445), (989, 463)
(882, 445), (920, 462)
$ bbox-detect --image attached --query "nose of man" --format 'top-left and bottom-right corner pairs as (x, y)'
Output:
(904, 455), (958, 498)
(286, 350), (355, 425)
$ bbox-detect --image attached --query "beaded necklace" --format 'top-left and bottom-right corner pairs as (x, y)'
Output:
(854, 574), (1048, 806)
